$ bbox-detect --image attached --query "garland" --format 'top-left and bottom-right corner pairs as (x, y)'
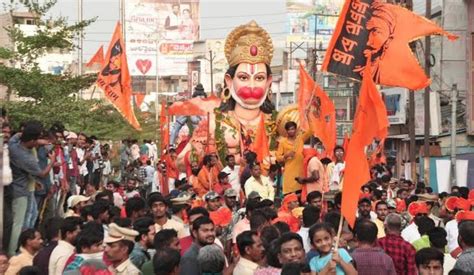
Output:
(214, 108), (228, 165)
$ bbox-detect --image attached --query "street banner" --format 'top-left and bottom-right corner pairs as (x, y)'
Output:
(285, 0), (343, 47)
(97, 22), (141, 130)
(125, 0), (200, 77)
(322, 0), (457, 90)
(381, 87), (407, 125)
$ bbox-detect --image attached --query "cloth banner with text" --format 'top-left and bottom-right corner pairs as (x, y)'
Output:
(322, 0), (457, 90)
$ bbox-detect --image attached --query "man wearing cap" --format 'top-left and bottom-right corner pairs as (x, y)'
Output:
(65, 132), (79, 195)
(205, 192), (232, 233)
(170, 192), (193, 236)
(214, 171), (233, 197)
(65, 195), (90, 218)
(149, 193), (186, 239)
(223, 188), (239, 212)
(221, 155), (240, 195)
(244, 163), (274, 201)
(402, 202), (430, 243)
(104, 223), (140, 275)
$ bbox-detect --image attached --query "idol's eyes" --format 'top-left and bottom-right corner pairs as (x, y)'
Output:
(237, 73), (249, 81)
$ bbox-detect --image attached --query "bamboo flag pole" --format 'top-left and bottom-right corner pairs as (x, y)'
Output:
(334, 213), (345, 251)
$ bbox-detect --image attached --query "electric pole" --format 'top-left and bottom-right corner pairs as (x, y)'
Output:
(423, 0), (431, 186)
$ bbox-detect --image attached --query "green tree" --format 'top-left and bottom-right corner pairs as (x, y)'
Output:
(0, 0), (154, 140)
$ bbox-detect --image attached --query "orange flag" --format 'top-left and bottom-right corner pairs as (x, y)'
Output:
(251, 114), (270, 163)
(322, 0), (457, 90)
(298, 65), (336, 155)
(160, 100), (169, 153)
(97, 23), (141, 130)
(86, 46), (104, 67)
(369, 138), (386, 167)
(134, 93), (145, 108)
(342, 132), (350, 156)
(341, 63), (389, 228)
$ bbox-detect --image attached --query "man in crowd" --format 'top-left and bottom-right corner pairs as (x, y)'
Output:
(415, 248), (444, 275)
(180, 216), (216, 275)
(221, 154), (240, 196)
(374, 200), (389, 238)
(7, 121), (56, 256)
(298, 205), (320, 253)
(454, 219), (474, 273)
(125, 197), (147, 223)
(131, 217), (156, 269)
(5, 229), (43, 275)
(276, 193), (300, 232)
(49, 216), (83, 275)
(154, 248), (181, 275)
(277, 232), (306, 266)
(214, 172), (233, 197)
(195, 154), (219, 197)
(149, 192), (186, 238)
(141, 229), (181, 275)
(377, 213), (417, 275)
(104, 223), (140, 274)
(244, 163), (274, 201)
(234, 230), (265, 275)
(358, 198), (374, 222)
(33, 217), (63, 274)
(327, 145), (345, 190)
(63, 222), (104, 271)
(352, 220), (397, 274)
(306, 191), (323, 209)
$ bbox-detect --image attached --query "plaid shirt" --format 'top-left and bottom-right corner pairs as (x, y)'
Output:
(377, 233), (417, 275)
(351, 247), (397, 275)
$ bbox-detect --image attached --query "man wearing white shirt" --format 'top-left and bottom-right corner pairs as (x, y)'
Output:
(298, 206), (320, 253)
(222, 155), (240, 195)
(49, 217), (82, 275)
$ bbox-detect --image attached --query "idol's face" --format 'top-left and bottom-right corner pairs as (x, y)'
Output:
(225, 63), (272, 110)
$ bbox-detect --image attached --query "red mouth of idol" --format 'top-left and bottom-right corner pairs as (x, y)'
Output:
(236, 87), (265, 100)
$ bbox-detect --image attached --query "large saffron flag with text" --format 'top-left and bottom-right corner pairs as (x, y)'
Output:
(97, 22), (141, 130)
(341, 64), (389, 227)
(322, 0), (457, 90)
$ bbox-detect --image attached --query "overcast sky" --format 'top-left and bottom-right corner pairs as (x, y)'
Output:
(1, 0), (287, 59)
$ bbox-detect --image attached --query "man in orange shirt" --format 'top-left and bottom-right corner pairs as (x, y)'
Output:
(275, 193), (301, 232)
(194, 154), (218, 197)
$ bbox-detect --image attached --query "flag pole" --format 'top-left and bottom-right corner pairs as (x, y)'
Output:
(334, 214), (344, 251)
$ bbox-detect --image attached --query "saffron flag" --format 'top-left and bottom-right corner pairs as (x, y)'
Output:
(251, 114), (270, 163)
(298, 65), (336, 155)
(160, 100), (169, 153)
(322, 0), (457, 90)
(342, 132), (350, 157)
(341, 64), (389, 228)
(133, 93), (145, 108)
(97, 23), (141, 130)
(86, 46), (104, 67)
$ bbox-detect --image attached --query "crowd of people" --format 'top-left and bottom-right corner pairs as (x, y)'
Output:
(1, 113), (474, 275)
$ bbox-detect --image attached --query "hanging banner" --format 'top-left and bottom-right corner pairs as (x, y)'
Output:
(381, 87), (407, 125)
(125, 0), (200, 77)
